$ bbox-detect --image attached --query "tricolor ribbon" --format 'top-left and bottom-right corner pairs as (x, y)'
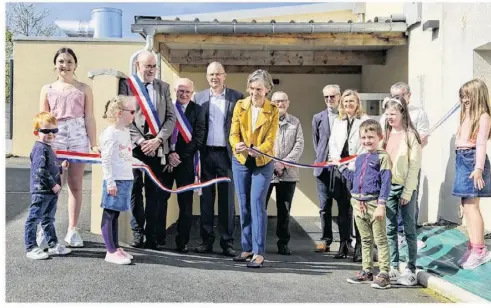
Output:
(55, 150), (229, 194)
(127, 74), (161, 136)
(171, 102), (202, 195)
(427, 102), (460, 136)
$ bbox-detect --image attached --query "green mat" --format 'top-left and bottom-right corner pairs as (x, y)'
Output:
(398, 226), (491, 301)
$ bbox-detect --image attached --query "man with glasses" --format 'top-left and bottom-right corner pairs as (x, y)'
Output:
(312, 84), (341, 254)
(158, 78), (206, 253)
(380, 82), (429, 250)
(266, 91), (304, 255)
(193, 62), (244, 257)
(118, 50), (176, 250)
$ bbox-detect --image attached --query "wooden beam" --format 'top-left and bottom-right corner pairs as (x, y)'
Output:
(159, 43), (181, 73)
(180, 64), (362, 74)
(155, 32), (407, 47)
(164, 49), (385, 66)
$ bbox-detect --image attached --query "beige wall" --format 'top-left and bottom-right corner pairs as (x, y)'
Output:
(407, 3), (491, 230)
(364, 2), (404, 21)
(361, 45), (408, 93)
(181, 71), (362, 217)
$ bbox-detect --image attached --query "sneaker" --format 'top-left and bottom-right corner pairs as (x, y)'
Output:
(417, 240), (426, 250)
(397, 268), (418, 286)
(346, 270), (373, 284)
(48, 243), (72, 255)
(371, 272), (392, 289)
(65, 228), (84, 247)
(26, 247), (49, 260)
(461, 249), (491, 270)
(457, 244), (472, 266)
(105, 251), (131, 265)
(36, 229), (49, 251)
(117, 248), (133, 260)
(389, 267), (401, 281)
(398, 234), (407, 249)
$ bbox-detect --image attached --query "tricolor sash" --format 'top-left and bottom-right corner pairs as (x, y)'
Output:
(127, 74), (161, 136)
(171, 102), (202, 195)
(55, 151), (228, 194)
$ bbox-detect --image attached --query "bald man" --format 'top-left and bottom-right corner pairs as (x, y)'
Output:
(193, 62), (244, 256)
(156, 78), (206, 252)
(118, 50), (176, 250)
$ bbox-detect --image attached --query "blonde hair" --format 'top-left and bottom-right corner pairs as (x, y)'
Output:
(381, 95), (422, 149)
(338, 89), (365, 119)
(246, 69), (273, 95)
(103, 95), (132, 121)
(33, 112), (57, 131)
(458, 79), (491, 140)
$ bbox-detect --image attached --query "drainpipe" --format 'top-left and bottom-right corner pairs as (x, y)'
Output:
(129, 31), (160, 78)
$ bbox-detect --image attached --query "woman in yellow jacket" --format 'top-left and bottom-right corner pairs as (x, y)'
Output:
(229, 69), (279, 268)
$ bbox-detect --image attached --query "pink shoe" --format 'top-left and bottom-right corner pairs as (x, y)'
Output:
(105, 250), (131, 265)
(117, 248), (133, 260)
(457, 243), (472, 266)
(461, 248), (491, 270)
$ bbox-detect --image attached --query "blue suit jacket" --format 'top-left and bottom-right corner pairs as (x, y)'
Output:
(312, 109), (332, 177)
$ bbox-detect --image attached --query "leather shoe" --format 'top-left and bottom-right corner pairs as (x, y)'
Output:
(278, 245), (291, 255)
(176, 245), (189, 253)
(247, 256), (264, 268)
(144, 240), (159, 250)
(194, 243), (213, 253)
(130, 235), (144, 248)
(222, 247), (237, 257)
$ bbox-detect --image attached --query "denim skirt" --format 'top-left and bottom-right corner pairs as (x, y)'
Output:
(452, 148), (491, 198)
(101, 180), (133, 211)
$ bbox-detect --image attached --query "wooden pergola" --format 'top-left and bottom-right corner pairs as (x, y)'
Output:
(131, 18), (408, 74)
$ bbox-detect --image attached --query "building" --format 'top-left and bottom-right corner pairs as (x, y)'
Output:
(10, 2), (491, 242)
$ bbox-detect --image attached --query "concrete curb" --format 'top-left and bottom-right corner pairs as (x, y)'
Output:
(399, 262), (490, 303)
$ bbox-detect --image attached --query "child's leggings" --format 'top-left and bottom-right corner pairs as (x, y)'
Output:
(101, 209), (120, 253)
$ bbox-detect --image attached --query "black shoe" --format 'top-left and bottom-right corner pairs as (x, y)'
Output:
(278, 244), (291, 255)
(176, 245), (189, 253)
(144, 240), (159, 250)
(334, 240), (349, 259)
(353, 244), (362, 263)
(157, 239), (167, 250)
(130, 234), (144, 248)
(194, 243), (213, 253)
(222, 247), (237, 257)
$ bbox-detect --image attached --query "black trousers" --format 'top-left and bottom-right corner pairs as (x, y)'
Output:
(130, 147), (164, 242)
(157, 157), (195, 247)
(199, 147), (235, 250)
(265, 181), (297, 246)
(316, 167), (360, 244)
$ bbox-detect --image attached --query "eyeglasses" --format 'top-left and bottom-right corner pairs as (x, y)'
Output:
(324, 95), (337, 99)
(177, 90), (192, 95)
(123, 109), (136, 115)
(272, 99), (288, 104)
(143, 64), (157, 70)
(207, 73), (224, 77)
(38, 128), (59, 134)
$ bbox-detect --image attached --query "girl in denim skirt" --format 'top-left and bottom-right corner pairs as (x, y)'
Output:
(453, 79), (491, 270)
(100, 95), (137, 265)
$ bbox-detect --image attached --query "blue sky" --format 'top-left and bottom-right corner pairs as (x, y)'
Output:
(14, 2), (311, 38)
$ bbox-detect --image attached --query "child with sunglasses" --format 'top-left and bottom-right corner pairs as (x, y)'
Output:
(24, 112), (71, 260)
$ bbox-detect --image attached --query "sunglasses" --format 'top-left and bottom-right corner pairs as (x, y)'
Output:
(123, 109), (136, 115)
(38, 128), (59, 134)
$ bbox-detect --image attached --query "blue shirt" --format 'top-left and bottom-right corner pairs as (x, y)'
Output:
(30, 141), (62, 194)
(206, 88), (227, 147)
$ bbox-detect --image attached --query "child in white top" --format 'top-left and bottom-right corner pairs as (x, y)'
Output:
(100, 95), (136, 265)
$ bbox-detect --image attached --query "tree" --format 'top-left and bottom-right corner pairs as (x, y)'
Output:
(5, 3), (60, 104)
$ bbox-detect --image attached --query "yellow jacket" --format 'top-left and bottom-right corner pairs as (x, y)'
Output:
(388, 131), (422, 201)
(229, 96), (279, 167)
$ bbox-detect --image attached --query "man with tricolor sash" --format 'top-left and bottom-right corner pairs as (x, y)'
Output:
(118, 50), (176, 250)
(159, 78), (206, 253)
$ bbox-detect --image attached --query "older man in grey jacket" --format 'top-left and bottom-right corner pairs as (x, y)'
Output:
(265, 91), (304, 255)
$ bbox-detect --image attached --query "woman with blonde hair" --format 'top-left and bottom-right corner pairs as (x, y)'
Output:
(229, 69), (279, 268)
(328, 89), (370, 261)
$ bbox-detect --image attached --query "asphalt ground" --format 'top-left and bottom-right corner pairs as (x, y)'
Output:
(5, 158), (442, 303)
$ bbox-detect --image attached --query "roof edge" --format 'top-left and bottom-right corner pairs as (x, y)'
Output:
(12, 36), (144, 43)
